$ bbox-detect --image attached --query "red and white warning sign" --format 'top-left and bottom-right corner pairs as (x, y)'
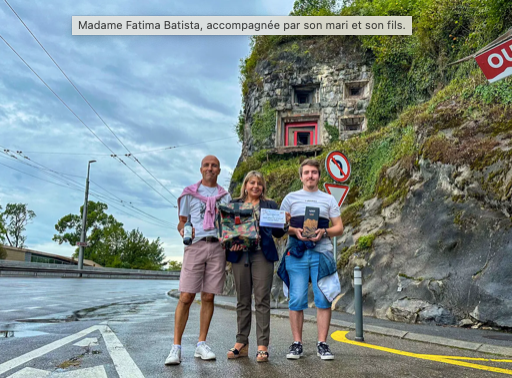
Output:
(325, 151), (351, 183)
(324, 183), (350, 207)
(475, 37), (512, 83)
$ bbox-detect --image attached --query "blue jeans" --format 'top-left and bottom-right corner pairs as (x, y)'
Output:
(285, 249), (331, 311)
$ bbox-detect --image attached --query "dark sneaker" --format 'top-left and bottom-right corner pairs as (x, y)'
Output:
(317, 342), (334, 360)
(286, 342), (303, 359)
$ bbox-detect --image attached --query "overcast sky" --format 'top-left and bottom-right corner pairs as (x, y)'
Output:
(0, 0), (295, 263)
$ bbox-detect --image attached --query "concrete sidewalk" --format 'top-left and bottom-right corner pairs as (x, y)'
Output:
(168, 290), (512, 357)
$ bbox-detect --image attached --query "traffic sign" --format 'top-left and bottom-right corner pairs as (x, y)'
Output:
(475, 37), (512, 83)
(325, 151), (351, 182)
(324, 183), (350, 207)
(76, 242), (88, 247)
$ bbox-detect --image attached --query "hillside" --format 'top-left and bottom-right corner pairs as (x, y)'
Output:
(228, 0), (512, 328)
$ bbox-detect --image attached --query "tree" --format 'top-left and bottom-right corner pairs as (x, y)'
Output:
(290, 0), (337, 16)
(0, 203), (36, 248)
(166, 260), (182, 271)
(0, 204), (5, 245)
(53, 201), (112, 249)
(116, 229), (166, 271)
(53, 202), (166, 270)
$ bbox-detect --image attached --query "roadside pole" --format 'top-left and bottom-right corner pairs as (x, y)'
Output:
(78, 160), (96, 276)
(324, 150), (351, 266)
(354, 266), (364, 342)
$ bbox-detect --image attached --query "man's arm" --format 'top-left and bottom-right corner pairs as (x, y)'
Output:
(177, 216), (187, 237)
(327, 216), (344, 237)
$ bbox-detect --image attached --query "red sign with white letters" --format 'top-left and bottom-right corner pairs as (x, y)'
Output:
(475, 37), (512, 83)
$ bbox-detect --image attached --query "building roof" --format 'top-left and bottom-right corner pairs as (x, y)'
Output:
(1, 245), (103, 267)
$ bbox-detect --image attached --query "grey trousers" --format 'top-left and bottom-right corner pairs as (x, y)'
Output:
(232, 250), (274, 346)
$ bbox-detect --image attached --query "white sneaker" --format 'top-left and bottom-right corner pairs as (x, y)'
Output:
(194, 342), (216, 360)
(165, 345), (181, 365)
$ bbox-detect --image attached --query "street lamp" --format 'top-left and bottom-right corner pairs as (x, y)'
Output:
(78, 160), (96, 276)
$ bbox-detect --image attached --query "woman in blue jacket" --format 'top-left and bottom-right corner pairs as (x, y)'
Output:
(226, 170), (289, 362)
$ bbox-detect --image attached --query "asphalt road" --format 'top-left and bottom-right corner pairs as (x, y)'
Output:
(1, 277), (511, 377)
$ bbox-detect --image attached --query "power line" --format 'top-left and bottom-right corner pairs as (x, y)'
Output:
(0, 159), (175, 229)
(0, 33), (177, 208)
(0, 149), (175, 228)
(4, 0), (180, 203)
(13, 136), (238, 156)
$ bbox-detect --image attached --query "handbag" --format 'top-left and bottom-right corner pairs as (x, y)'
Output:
(216, 202), (260, 251)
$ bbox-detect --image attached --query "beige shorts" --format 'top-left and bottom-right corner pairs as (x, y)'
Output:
(179, 240), (226, 294)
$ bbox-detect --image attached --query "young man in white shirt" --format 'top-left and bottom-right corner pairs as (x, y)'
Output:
(279, 159), (344, 360)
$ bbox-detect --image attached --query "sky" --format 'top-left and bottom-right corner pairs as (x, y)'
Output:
(0, 0), (296, 263)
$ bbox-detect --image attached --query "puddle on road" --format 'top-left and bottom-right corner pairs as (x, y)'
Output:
(0, 323), (50, 338)
(1, 329), (49, 338)
(16, 300), (152, 324)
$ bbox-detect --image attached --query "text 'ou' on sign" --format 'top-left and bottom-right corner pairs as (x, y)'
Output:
(475, 37), (512, 83)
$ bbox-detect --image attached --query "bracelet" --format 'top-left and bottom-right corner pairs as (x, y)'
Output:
(283, 223), (290, 232)
(323, 228), (328, 238)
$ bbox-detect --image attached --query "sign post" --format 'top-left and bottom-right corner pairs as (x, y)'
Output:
(325, 151), (351, 263)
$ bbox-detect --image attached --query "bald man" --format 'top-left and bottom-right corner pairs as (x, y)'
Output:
(165, 155), (231, 365)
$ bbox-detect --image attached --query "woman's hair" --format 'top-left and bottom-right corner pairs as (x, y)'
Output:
(237, 170), (268, 201)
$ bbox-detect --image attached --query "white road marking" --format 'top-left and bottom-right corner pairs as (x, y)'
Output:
(98, 325), (145, 378)
(0, 325), (144, 378)
(26, 307), (41, 310)
(0, 325), (99, 375)
(8, 366), (107, 377)
(46, 304), (60, 307)
(0, 309), (18, 313)
(73, 337), (99, 347)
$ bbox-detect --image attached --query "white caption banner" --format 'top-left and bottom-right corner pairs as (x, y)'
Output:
(72, 16), (412, 36)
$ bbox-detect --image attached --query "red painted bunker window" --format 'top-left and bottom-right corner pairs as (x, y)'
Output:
(285, 122), (318, 146)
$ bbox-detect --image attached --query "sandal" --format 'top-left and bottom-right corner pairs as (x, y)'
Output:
(227, 344), (248, 359)
(256, 350), (269, 362)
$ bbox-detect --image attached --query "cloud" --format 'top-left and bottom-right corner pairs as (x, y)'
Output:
(0, 0), (296, 262)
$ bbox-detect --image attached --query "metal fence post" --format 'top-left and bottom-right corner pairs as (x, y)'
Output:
(333, 236), (337, 262)
(354, 266), (364, 342)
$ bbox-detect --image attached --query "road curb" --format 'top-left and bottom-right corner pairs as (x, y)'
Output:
(166, 291), (512, 357)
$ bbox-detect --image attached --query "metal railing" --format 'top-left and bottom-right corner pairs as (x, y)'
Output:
(0, 260), (180, 280)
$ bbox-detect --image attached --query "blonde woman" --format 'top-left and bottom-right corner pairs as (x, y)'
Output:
(226, 171), (290, 362)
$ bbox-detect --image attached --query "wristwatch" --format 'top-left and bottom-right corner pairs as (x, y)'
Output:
(323, 229), (328, 238)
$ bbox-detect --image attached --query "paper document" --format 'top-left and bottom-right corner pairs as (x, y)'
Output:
(260, 208), (286, 228)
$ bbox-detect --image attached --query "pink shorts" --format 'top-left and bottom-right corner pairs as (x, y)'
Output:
(179, 240), (226, 294)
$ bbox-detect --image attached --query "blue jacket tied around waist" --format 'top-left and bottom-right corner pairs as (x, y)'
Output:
(277, 237), (341, 303)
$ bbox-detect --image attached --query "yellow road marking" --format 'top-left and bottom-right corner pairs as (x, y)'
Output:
(331, 331), (512, 375)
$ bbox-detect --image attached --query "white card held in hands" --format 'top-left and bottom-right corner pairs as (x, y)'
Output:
(259, 208), (286, 228)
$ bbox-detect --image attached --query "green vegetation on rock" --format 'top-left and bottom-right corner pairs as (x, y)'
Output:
(251, 102), (276, 150)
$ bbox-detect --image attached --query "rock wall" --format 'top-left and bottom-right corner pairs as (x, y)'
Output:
(241, 39), (371, 158)
(225, 158), (512, 329)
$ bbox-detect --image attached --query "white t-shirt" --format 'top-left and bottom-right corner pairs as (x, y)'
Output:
(179, 184), (231, 243)
(280, 189), (340, 219)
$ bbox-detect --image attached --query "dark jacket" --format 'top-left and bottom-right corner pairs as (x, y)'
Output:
(226, 198), (286, 263)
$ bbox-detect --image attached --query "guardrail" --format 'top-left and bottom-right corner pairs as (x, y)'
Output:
(0, 260), (180, 280)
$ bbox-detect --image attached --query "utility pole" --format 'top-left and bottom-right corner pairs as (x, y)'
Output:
(78, 160), (96, 276)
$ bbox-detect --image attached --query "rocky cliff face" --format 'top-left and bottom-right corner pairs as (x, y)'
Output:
(228, 36), (512, 330)
(240, 38), (371, 158)
(335, 158), (512, 328)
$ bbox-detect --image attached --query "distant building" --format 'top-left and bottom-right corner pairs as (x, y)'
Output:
(1, 245), (102, 267)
